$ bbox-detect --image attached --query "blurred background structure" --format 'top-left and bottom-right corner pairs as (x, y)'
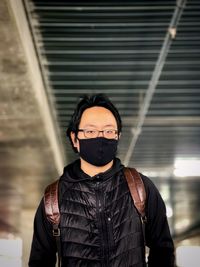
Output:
(0, 0), (200, 266)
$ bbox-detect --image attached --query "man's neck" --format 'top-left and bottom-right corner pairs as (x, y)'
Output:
(80, 158), (114, 177)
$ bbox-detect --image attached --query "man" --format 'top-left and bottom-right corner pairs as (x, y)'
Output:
(29, 94), (175, 267)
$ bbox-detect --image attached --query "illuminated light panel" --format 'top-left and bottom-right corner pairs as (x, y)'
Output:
(174, 158), (200, 177)
(0, 238), (22, 267)
(176, 246), (200, 267)
(166, 205), (173, 218)
(175, 218), (191, 232)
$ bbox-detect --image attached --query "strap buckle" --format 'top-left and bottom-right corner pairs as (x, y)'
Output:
(53, 227), (60, 237)
(141, 215), (147, 224)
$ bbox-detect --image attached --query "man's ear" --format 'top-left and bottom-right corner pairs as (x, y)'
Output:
(70, 132), (78, 148)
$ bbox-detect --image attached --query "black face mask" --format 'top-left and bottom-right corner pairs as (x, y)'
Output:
(78, 137), (118, 166)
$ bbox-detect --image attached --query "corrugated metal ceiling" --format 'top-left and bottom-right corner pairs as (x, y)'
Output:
(22, 0), (200, 242)
(24, 0), (200, 172)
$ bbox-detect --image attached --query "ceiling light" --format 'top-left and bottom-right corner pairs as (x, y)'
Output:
(166, 205), (173, 218)
(176, 246), (200, 267)
(174, 158), (200, 177)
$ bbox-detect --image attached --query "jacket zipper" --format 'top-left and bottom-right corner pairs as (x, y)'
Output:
(95, 181), (110, 266)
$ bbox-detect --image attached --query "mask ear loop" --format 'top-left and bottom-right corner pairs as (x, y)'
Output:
(117, 132), (121, 140)
(74, 135), (78, 143)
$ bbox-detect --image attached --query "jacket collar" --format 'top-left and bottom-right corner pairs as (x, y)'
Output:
(61, 158), (124, 183)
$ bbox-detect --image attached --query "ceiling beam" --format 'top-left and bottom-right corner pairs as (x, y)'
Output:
(123, 116), (200, 126)
(9, 0), (66, 174)
(124, 0), (187, 166)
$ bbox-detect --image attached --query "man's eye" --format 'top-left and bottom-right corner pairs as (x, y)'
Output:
(86, 130), (96, 134)
(105, 130), (114, 134)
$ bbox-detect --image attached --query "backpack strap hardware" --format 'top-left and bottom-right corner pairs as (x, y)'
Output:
(44, 179), (61, 267)
(52, 225), (60, 237)
(141, 216), (147, 224)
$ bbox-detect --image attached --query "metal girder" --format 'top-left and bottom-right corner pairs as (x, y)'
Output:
(124, 0), (187, 166)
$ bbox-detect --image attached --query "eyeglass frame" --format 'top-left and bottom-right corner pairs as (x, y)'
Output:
(77, 129), (119, 139)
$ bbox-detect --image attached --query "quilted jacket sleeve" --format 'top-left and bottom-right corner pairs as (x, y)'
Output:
(142, 174), (175, 267)
(28, 199), (57, 267)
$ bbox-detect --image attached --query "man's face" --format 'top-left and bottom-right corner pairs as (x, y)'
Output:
(71, 106), (119, 152)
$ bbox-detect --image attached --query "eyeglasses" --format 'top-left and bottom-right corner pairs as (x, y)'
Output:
(78, 129), (118, 139)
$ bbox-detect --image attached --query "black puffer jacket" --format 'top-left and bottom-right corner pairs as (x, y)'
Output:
(29, 158), (175, 267)
(60, 158), (145, 266)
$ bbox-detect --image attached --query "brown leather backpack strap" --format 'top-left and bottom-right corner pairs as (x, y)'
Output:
(44, 179), (60, 226)
(124, 167), (147, 246)
(44, 179), (61, 267)
(123, 167), (146, 219)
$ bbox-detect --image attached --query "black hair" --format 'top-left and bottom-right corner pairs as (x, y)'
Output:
(66, 94), (122, 152)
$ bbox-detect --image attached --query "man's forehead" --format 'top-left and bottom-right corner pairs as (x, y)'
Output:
(81, 107), (115, 118)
